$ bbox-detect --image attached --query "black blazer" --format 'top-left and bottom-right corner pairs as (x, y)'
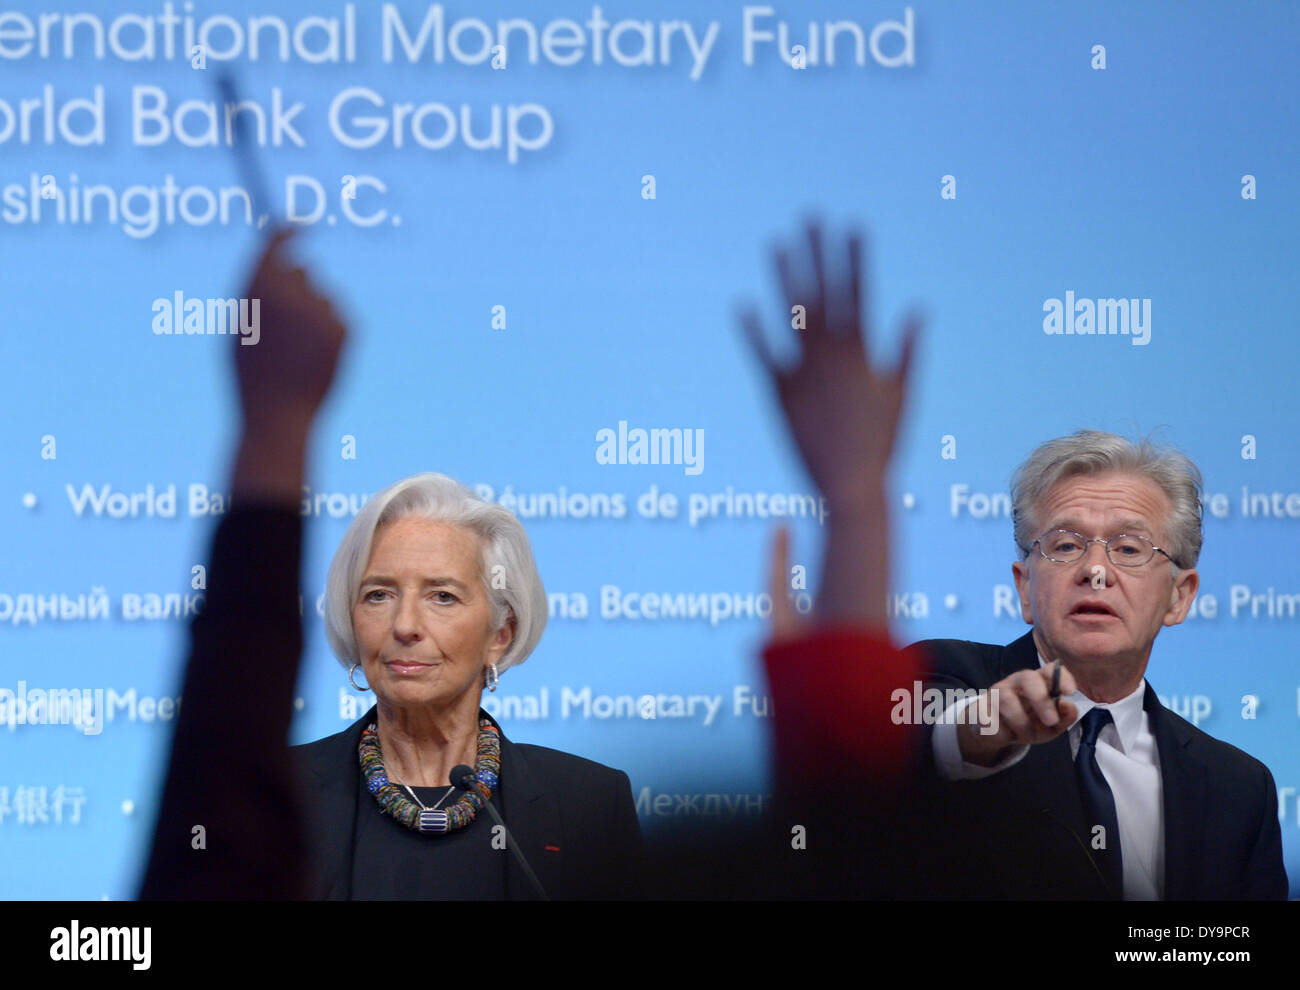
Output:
(138, 505), (642, 901)
(291, 706), (645, 900)
(911, 631), (1288, 900)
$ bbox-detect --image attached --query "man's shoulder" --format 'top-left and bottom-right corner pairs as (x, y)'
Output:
(1148, 694), (1276, 781)
(908, 637), (1004, 661)
(907, 633), (1036, 684)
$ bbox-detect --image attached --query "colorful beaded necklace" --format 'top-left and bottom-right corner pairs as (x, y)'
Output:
(358, 715), (501, 834)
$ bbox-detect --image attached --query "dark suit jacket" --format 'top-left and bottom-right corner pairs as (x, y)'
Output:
(911, 631), (1288, 900)
(138, 504), (643, 900)
(291, 706), (644, 899)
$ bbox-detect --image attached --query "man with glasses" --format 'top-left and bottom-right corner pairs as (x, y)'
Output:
(915, 430), (1287, 900)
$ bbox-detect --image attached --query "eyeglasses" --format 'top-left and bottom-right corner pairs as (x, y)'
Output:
(1027, 529), (1173, 568)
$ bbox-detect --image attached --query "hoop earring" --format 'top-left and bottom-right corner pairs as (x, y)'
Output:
(483, 663), (499, 693)
(348, 662), (371, 692)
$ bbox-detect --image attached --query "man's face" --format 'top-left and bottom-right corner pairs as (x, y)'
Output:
(1011, 471), (1199, 674)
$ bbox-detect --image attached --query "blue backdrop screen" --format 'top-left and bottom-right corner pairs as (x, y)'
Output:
(1, 0), (1297, 898)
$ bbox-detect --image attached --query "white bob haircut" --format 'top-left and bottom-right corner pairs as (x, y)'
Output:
(323, 472), (547, 675)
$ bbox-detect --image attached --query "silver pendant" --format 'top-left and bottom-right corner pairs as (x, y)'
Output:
(418, 810), (449, 833)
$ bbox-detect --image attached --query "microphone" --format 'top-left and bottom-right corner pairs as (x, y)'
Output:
(450, 764), (549, 901)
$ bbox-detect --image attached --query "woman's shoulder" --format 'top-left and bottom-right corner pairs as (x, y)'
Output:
(508, 740), (631, 788)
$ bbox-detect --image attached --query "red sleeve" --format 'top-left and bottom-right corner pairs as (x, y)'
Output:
(762, 628), (920, 786)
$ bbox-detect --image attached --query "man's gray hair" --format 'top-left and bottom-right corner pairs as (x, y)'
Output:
(1010, 430), (1203, 569)
(323, 473), (547, 674)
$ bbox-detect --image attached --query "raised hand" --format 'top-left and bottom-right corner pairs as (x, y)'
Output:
(740, 220), (918, 513)
(740, 220), (922, 630)
(236, 227), (348, 438)
(232, 227), (348, 503)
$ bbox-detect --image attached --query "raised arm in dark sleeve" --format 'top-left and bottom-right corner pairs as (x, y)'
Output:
(138, 505), (308, 898)
(138, 228), (347, 898)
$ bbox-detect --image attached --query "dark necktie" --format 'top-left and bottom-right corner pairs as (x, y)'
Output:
(1075, 707), (1123, 899)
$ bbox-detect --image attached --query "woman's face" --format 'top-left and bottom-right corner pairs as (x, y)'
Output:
(352, 516), (512, 714)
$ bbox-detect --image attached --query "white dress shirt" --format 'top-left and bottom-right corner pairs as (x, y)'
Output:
(931, 653), (1164, 900)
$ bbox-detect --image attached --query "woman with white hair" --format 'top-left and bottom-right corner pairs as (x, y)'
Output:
(292, 472), (642, 899)
(139, 229), (641, 902)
